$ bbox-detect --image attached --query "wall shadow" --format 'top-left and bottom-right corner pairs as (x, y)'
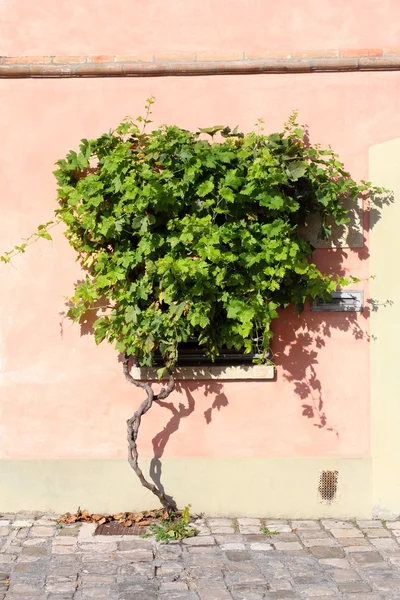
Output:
(149, 380), (228, 497)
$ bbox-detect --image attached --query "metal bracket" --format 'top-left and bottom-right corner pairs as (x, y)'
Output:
(311, 290), (364, 312)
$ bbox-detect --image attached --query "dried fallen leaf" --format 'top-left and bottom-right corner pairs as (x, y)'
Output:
(98, 517), (106, 526)
(138, 521), (150, 527)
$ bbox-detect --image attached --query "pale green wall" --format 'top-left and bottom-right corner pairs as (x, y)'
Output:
(370, 138), (400, 518)
(0, 458), (371, 517)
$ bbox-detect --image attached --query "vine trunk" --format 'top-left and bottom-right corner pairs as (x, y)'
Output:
(122, 354), (177, 513)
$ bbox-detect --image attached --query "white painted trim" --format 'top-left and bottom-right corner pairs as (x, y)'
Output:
(131, 364), (275, 380)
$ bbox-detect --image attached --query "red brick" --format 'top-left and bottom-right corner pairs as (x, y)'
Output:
(53, 55), (87, 64)
(87, 55), (116, 63)
(155, 52), (197, 62)
(196, 51), (244, 62)
(245, 50), (292, 59)
(293, 49), (339, 58)
(115, 53), (154, 63)
(5, 55), (52, 64)
(340, 48), (383, 57)
(383, 47), (400, 56)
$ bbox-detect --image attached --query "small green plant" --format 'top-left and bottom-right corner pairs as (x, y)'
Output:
(261, 526), (279, 536)
(141, 505), (196, 543)
(381, 519), (387, 527)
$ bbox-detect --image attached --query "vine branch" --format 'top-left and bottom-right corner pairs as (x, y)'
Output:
(123, 353), (176, 512)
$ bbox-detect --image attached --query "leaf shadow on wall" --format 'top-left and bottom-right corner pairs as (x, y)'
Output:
(149, 380), (228, 497)
(272, 246), (370, 439)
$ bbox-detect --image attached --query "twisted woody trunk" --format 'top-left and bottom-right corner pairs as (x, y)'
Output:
(122, 354), (177, 513)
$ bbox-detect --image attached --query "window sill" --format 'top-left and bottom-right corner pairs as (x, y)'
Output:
(131, 364), (275, 381)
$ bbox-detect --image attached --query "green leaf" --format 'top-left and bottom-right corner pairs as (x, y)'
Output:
(287, 161), (307, 180)
(198, 125), (225, 137)
(197, 180), (214, 197)
(38, 231), (52, 241)
(219, 187), (235, 203)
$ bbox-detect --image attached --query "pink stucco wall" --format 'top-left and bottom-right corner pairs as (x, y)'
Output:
(2, 71), (400, 462)
(1, 0), (399, 56)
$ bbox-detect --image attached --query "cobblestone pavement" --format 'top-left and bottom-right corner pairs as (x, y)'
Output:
(2, 514), (400, 599)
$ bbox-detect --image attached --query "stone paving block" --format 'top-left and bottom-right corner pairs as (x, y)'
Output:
(158, 593), (198, 600)
(238, 526), (261, 534)
(249, 542), (274, 552)
(363, 528), (391, 538)
(53, 537), (77, 546)
(321, 521), (356, 530)
(183, 536), (216, 546)
(270, 578), (293, 591)
(327, 569), (361, 582)
(198, 589), (232, 599)
(339, 538), (372, 547)
(186, 547), (221, 556)
(319, 558), (351, 569)
(356, 520), (384, 529)
(45, 581), (77, 593)
(80, 542), (118, 553)
(302, 538), (338, 548)
(370, 537), (398, 549)
(52, 546), (76, 555)
(80, 574), (116, 584)
(237, 519), (261, 526)
(301, 587), (337, 597)
(310, 547), (345, 559)
(160, 581), (189, 590)
(267, 592), (297, 599)
(368, 575), (400, 592)
(220, 543), (246, 551)
(343, 545), (376, 553)
(291, 521), (322, 530)
(337, 581), (371, 593)
(57, 527), (80, 537)
(226, 551), (251, 562)
(349, 551), (384, 564)
(342, 595), (381, 600)
(206, 519), (234, 527)
(30, 527), (54, 537)
(210, 527), (236, 534)
(77, 524), (97, 542)
(115, 549), (153, 561)
(23, 538), (47, 547)
(264, 522), (292, 533)
(386, 521), (400, 529)
(299, 530), (331, 540)
(274, 533), (299, 543)
(274, 542), (303, 551)
(215, 535), (243, 544)
(292, 575), (322, 584)
(11, 520), (34, 528)
(330, 529), (363, 538)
